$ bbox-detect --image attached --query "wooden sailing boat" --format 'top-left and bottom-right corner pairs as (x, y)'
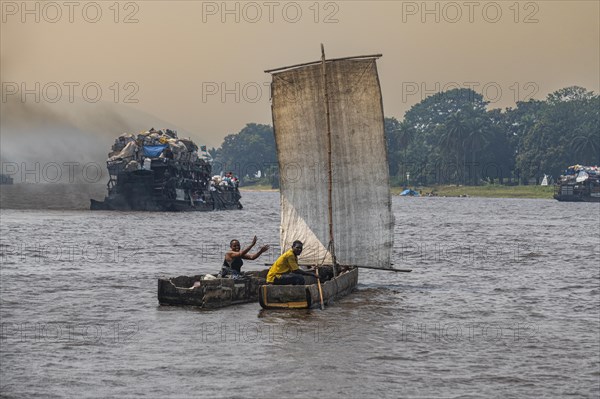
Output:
(259, 46), (400, 309)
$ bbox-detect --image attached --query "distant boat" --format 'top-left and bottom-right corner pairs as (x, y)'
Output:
(400, 189), (419, 196)
(554, 165), (600, 202)
(90, 129), (242, 211)
(259, 46), (398, 309)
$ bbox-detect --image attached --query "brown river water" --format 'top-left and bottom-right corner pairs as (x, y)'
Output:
(1, 186), (599, 398)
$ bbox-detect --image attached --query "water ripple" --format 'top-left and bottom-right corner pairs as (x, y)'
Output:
(1, 193), (599, 398)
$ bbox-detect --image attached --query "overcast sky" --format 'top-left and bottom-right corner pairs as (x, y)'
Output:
(2, 1), (599, 148)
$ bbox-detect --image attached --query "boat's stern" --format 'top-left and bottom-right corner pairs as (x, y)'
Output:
(258, 268), (358, 309)
(258, 284), (311, 309)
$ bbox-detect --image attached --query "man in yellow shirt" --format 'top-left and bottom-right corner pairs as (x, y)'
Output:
(266, 241), (317, 285)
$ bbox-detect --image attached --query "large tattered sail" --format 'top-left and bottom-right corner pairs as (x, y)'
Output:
(268, 56), (394, 268)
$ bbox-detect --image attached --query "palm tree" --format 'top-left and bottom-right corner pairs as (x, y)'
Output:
(572, 132), (600, 165)
(464, 117), (493, 185)
(439, 111), (468, 184)
(396, 121), (415, 182)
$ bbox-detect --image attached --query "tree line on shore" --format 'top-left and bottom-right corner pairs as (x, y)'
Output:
(210, 86), (599, 187)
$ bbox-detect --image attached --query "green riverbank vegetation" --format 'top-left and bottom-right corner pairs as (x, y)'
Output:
(209, 86), (598, 195)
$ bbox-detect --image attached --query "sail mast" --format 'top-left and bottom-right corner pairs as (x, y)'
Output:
(320, 44), (337, 275)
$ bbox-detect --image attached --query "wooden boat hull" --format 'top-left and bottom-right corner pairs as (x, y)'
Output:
(554, 180), (600, 202)
(91, 188), (243, 211)
(554, 194), (600, 202)
(258, 268), (358, 309)
(91, 160), (243, 212)
(158, 270), (267, 309)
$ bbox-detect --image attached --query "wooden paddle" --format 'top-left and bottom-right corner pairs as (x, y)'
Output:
(292, 264), (413, 273)
(315, 267), (325, 310)
(355, 265), (412, 272)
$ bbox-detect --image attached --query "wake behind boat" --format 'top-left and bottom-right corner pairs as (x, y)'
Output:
(259, 46), (396, 309)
